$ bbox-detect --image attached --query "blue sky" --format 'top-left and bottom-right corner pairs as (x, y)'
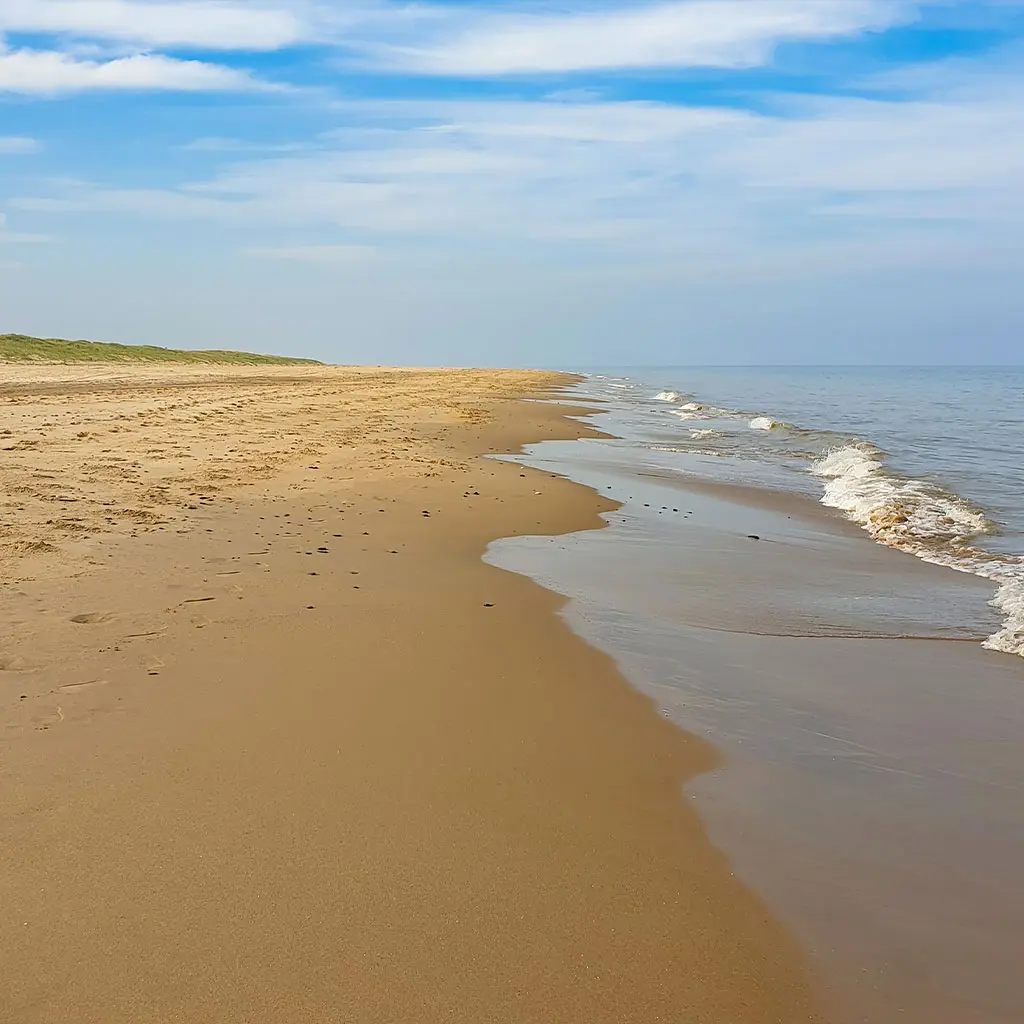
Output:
(1, 1), (1023, 365)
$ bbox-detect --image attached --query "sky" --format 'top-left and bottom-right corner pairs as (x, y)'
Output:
(1, 0), (1023, 366)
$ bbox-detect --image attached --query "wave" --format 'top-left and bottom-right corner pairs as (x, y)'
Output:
(674, 402), (743, 423)
(749, 416), (795, 431)
(644, 379), (1022, 657)
(672, 403), (708, 421)
(655, 392), (715, 414)
(643, 378), (1021, 655)
(984, 578), (1024, 656)
(653, 390), (742, 423)
(811, 443), (1023, 657)
(811, 444), (992, 547)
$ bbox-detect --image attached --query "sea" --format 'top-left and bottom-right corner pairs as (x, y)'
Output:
(586, 367), (1023, 654)
(488, 366), (1024, 1024)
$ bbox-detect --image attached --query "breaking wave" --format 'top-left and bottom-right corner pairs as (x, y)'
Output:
(645, 381), (1022, 656)
(673, 403), (709, 421)
(653, 390), (739, 422)
(811, 444), (1024, 657)
(985, 579), (1024, 655)
(811, 444), (992, 548)
(749, 416), (795, 431)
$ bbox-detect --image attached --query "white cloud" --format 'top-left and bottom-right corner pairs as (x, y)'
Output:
(717, 92), (1024, 193)
(0, 45), (271, 94)
(0, 1), (944, 103)
(0, 135), (41, 154)
(0, 0), (305, 51)
(387, 98), (749, 143)
(366, 0), (917, 75)
(10, 50), (1024, 272)
(0, 1), (929, 73)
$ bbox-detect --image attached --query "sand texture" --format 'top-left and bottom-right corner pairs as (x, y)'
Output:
(1, 365), (820, 1022)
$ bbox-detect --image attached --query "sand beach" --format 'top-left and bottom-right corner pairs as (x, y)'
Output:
(0, 365), (820, 1022)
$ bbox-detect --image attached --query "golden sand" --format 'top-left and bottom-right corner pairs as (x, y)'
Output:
(0, 365), (821, 1022)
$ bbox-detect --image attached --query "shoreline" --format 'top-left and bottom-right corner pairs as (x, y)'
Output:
(493, 388), (1024, 1024)
(0, 367), (821, 1022)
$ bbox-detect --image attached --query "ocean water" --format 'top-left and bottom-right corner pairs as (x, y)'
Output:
(583, 367), (1024, 657)
(489, 367), (1024, 1023)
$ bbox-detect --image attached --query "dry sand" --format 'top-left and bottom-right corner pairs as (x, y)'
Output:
(1, 365), (821, 1022)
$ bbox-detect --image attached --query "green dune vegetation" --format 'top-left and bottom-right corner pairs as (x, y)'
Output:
(0, 333), (322, 365)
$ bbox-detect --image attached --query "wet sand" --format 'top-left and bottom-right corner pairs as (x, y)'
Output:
(0, 366), (821, 1022)
(492, 433), (1024, 1024)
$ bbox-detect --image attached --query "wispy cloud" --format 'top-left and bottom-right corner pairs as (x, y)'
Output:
(0, 0), (306, 51)
(0, 1), (934, 79)
(361, 0), (919, 75)
(15, 56), (1023, 263)
(0, 45), (274, 94)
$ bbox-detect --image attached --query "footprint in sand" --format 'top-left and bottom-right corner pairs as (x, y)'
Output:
(70, 612), (113, 625)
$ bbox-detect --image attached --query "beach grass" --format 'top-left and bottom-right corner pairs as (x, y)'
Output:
(0, 333), (321, 365)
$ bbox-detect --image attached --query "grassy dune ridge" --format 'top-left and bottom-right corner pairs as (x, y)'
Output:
(0, 333), (321, 365)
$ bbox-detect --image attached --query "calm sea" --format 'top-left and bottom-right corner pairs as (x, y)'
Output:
(489, 366), (1024, 1023)
(579, 366), (1024, 656)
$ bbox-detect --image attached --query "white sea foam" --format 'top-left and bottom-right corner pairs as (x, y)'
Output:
(673, 402), (710, 421)
(689, 428), (720, 438)
(983, 576), (1024, 656)
(749, 416), (794, 431)
(811, 444), (991, 547)
(654, 391), (738, 422)
(811, 443), (1023, 657)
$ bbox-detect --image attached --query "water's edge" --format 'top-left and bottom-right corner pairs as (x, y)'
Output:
(489, 382), (1024, 1024)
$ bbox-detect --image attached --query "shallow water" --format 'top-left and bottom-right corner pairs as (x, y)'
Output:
(580, 367), (1024, 655)
(490, 375), (1024, 1024)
